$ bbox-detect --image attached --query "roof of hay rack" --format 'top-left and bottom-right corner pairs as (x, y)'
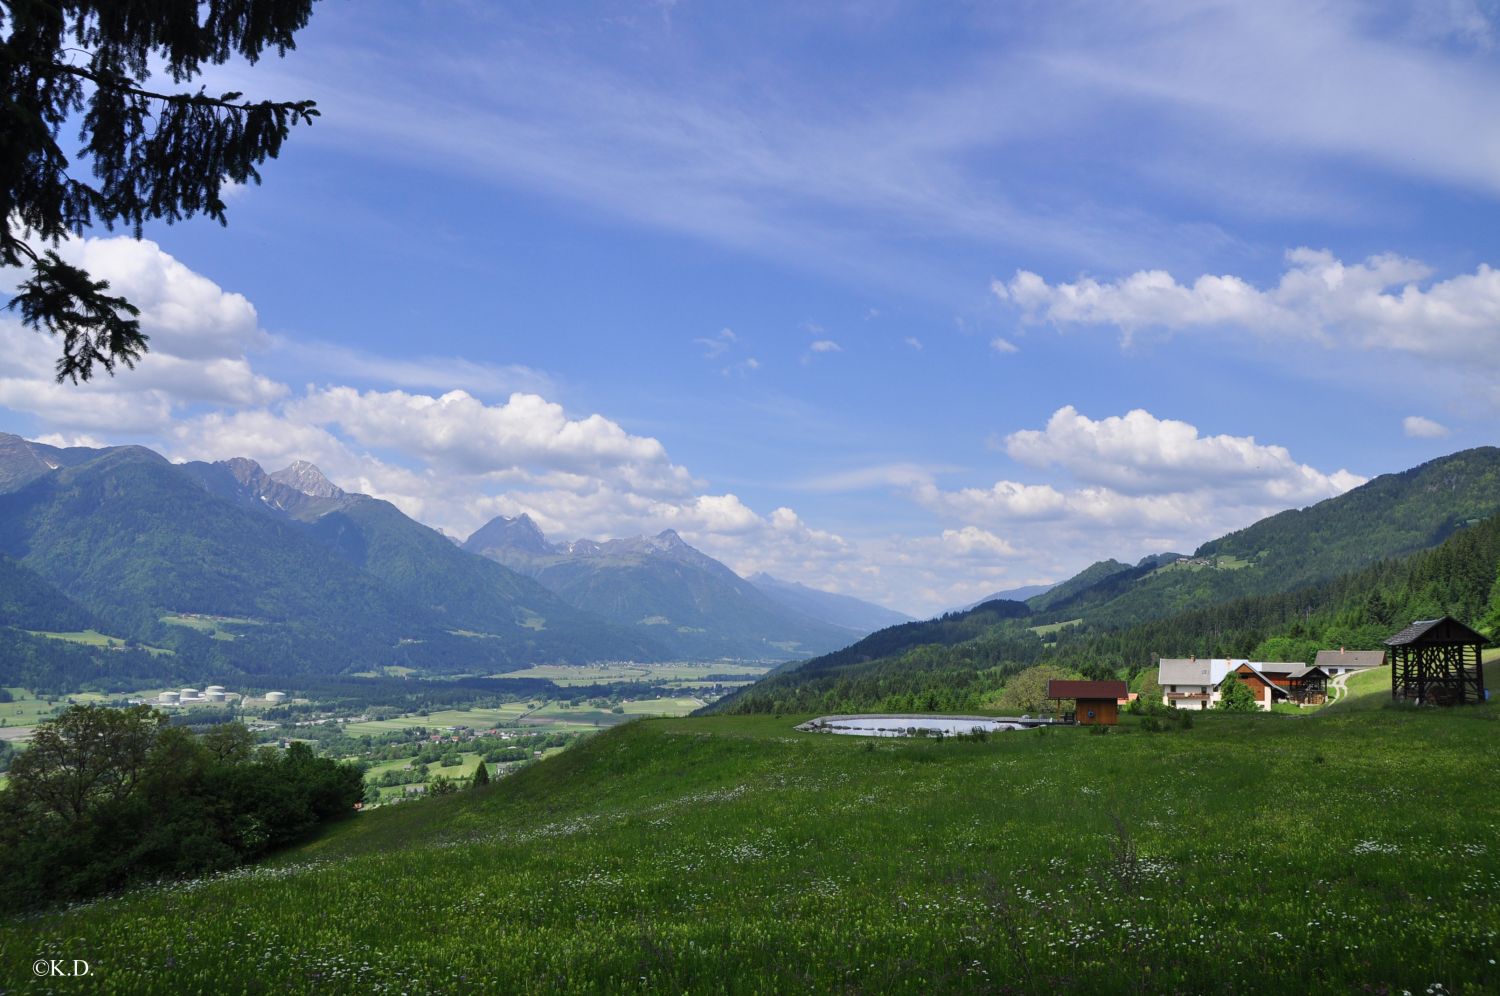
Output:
(1384, 616), (1489, 647)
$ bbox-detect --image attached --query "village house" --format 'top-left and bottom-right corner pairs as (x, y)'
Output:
(1312, 648), (1386, 676)
(1157, 657), (1237, 710)
(1160, 657), (1331, 710)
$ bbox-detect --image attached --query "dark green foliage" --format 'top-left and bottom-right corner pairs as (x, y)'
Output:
(2, 0), (318, 381)
(471, 759), (490, 788)
(1215, 673), (1259, 712)
(0, 706), (361, 912)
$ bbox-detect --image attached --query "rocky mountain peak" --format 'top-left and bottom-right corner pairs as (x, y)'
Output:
(463, 513), (555, 556)
(270, 460), (344, 499)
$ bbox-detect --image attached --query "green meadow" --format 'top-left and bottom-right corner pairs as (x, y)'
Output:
(342, 697), (704, 738)
(493, 662), (771, 687)
(3, 667), (1497, 993)
(22, 630), (173, 655)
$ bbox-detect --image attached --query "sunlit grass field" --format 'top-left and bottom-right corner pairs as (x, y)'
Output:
(342, 698), (704, 738)
(4, 669), (1498, 993)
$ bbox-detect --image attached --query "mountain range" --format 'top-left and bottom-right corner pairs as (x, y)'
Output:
(462, 514), (893, 659)
(0, 434), (905, 686)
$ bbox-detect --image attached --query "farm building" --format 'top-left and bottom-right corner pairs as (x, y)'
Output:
(1385, 616), (1488, 706)
(1157, 657), (1237, 710)
(1313, 648), (1385, 676)
(1247, 663), (1330, 706)
(1048, 679), (1128, 726)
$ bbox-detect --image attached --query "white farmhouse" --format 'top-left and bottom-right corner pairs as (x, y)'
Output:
(1157, 657), (1240, 710)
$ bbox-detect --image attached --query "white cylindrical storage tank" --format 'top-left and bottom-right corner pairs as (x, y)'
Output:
(205, 685), (225, 695)
(207, 691), (226, 702)
(180, 688), (198, 699)
(158, 691), (180, 705)
(265, 691), (287, 703)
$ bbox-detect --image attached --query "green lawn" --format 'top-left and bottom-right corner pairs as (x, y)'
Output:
(6, 698), (1499, 993)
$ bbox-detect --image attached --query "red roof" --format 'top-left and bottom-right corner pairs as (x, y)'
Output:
(1047, 679), (1128, 699)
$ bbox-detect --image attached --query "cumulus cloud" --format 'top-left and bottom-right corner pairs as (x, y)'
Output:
(0, 236), (287, 430)
(1403, 415), (1451, 438)
(994, 248), (1500, 366)
(990, 336), (1019, 354)
(940, 526), (1018, 558)
(911, 406), (1366, 595)
(285, 387), (696, 497)
(1004, 406), (1363, 500)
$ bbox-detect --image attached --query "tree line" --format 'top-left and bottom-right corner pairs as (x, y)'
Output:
(0, 705), (362, 912)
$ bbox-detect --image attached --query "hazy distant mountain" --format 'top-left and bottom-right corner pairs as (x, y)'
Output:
(0, 440), (666, 680)
(747, 573), (913, 634)
(960, 583), (1055, 611)
(465, 515), (860, 659)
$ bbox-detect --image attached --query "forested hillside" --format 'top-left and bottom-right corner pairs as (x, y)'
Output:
(714, 511), (1500, 715)
(1023, 447), (1500, 630)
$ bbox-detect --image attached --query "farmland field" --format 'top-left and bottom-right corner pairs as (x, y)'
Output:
(342, 697), (704, 738)
(160, 613), (262, 640)
(4, 665), (1497, 993)
(493, 661), (772, 687)
(23, 630), (173, 655)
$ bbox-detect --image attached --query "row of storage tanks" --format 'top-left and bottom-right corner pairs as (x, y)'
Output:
(156, 686), (286, 705)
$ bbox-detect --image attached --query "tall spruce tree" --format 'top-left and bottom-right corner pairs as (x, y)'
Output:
(471, 760), (490, 789)
(2, 0), (320, 382)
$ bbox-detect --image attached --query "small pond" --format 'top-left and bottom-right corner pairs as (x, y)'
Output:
(796, 714), (1035, 738)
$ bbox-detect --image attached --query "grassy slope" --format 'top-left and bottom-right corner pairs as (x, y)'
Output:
(4, 687), (1499, 993)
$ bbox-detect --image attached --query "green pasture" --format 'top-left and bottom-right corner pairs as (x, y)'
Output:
(0, 689), (108, 733)
(494, 662), (771, 686)
(1028, 618), (1082, 637)
(24, 629), (174, 655)
(160, 613), (261, 641)
(7, 685), (1500, 994)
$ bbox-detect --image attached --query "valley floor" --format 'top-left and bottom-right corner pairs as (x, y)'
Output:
(3, 673), (1499, 993)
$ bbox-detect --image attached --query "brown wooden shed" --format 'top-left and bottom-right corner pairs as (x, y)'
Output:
(1385, 616), (1488, 705)
(1048, 679), (1127, 725)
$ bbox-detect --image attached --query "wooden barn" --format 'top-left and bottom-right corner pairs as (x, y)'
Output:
(1048, 679), (1128, 726)
(1252, 663), (1330, 706)
(1385, 617), (1488, 706)
(1230, 662), (1290, 710)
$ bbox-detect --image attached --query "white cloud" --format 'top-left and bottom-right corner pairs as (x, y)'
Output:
(939, 526), (1018, 558)
(911, 406), (1366, 595)
(809, 340), (842, 353)
(904, 336), (922, 350)
(990, 336), (1019, 354)
(1403, 415), (1451, 439)
(694, 328), (738, 360)
(0, 236), (288, 431)
(1004, 406), (1362, 501)
(285, 387), (696, 497)
(996, 248), (1500, 367)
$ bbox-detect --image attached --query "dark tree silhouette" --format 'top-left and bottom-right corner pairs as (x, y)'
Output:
(471, 759), (490, 788)
(2, 0), (320, 382)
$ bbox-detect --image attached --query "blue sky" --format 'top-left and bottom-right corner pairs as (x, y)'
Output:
(4, 0), (1500, 615)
